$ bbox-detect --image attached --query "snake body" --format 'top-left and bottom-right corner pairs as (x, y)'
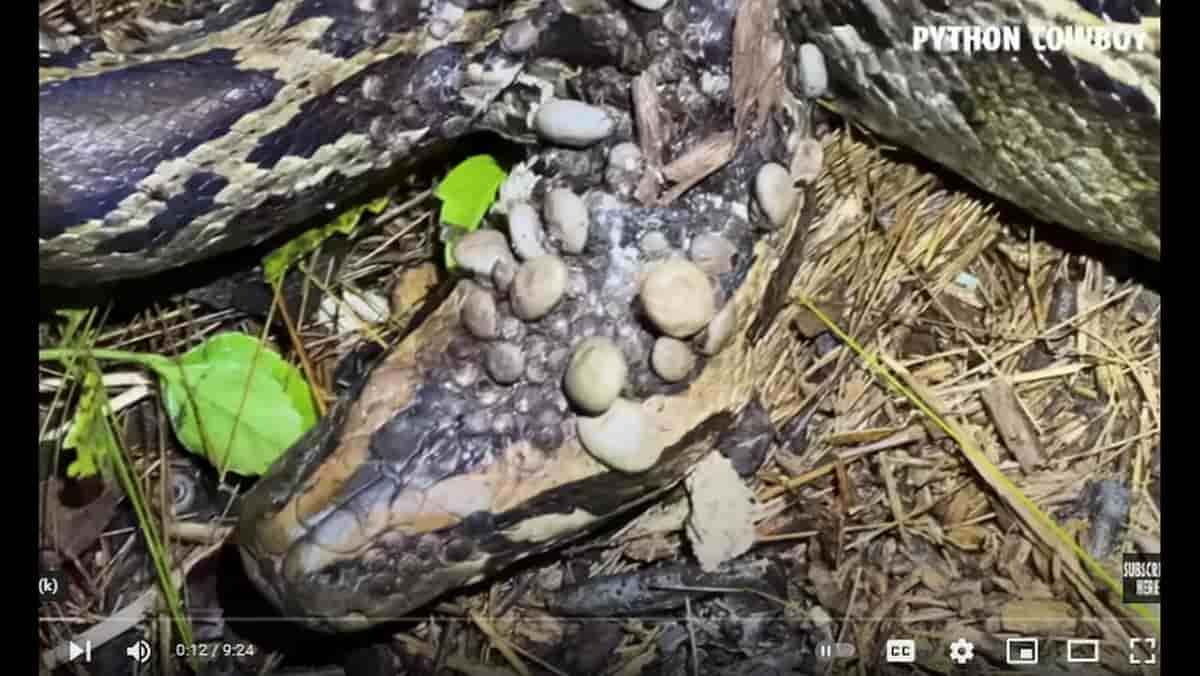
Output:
(38, 0), (1160, 631)
(790, 0), (1160, 260)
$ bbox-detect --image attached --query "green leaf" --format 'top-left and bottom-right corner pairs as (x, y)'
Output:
(63, 369), (120, 479)
(435, 155), (507, 232)
(263, 195), (390, 288)
(40, 333), (317, 476)
(159, 332), (318, 476)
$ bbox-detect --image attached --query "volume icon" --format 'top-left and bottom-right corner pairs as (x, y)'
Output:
(126, 640), (151, 664)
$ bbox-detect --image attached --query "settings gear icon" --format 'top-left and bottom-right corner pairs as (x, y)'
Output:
(949, 638), (975, 664)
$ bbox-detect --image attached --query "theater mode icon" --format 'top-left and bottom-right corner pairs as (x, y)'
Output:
(1007, 638), (1039, 665)
(886, 639), (916, 663)
(1067, 639), (1100, 663)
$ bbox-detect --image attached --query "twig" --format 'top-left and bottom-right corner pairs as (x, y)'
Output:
(271, 285), (328, 416)
(395, 634), (516, 676)
(165, 521), (233, 544)
(937, 287), (1135, 389)
(760, 425), (927, 500)
(824, 566), (861, 676)
(469, 611), (548, 676)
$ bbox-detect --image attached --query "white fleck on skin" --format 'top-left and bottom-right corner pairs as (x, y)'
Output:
(829, 25), (871, 62)
(434, 2), (465, 25)
(461, 61), (523, 109)
(605, 142), (645, 196)
(428, 19), (454, 39)
(493, 162), (541, 216)
(608, 142), (643, 172)
(513, 71), (558, 104)
(586, 192), (643, 304)
(700, 70), (730, 97)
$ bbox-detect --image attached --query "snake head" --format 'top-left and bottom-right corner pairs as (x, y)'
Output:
(230, 0), (805, 631)
(232, 136), (794, 631)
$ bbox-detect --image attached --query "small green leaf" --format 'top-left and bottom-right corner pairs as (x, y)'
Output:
(435, 155), (507, 232)
(63, 369), (119, 479)
(160, 332), (318, 476)
(263, 195), (390, 287)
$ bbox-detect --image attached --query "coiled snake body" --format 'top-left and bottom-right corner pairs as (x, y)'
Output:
(38, 0), (1160, 631)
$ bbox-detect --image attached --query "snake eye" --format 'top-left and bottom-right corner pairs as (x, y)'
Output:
(169, 473), (196, 514)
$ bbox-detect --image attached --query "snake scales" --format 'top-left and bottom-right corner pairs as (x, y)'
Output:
(39, 0), (1160, 631)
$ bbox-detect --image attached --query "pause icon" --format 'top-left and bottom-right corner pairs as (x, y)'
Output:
(816, 642), (854, 660)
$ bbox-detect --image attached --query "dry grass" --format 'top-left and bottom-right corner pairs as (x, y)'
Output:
(741, 131), (1160, 675)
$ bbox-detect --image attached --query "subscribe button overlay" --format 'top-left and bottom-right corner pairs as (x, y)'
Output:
(1123, 553), (1161, 604)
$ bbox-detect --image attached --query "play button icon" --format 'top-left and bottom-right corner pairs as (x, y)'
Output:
(68, 640), (91, 663)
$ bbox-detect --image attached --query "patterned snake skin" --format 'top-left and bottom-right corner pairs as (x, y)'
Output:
(787, 0), (1159, 260)
(37, 0), (1160, 632)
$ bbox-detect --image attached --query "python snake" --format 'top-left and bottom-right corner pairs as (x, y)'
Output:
(38, 0), (1160, 632)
